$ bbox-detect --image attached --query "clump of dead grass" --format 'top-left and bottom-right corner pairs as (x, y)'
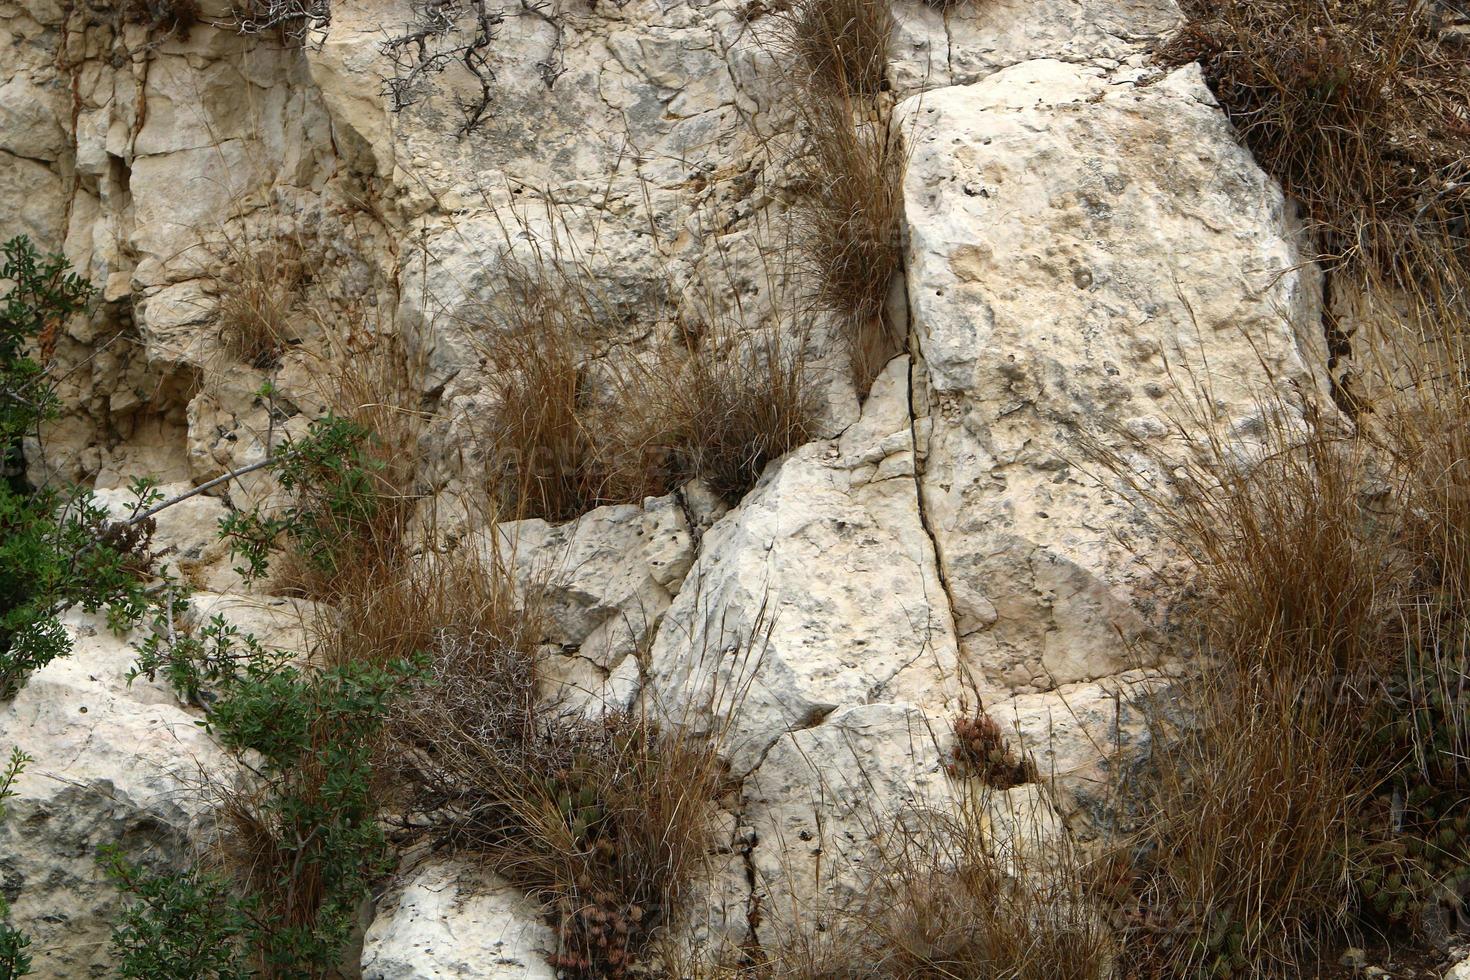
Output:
(1164, 0), (1470, 296)
(213, 237), (308, 369)
(776, 0), (895, 97)
(1081, 350), (1470, 974)
(477, 273), (614, 522)
(473, 243), (818, 519)
(659, 323), (817, 503)
(790, 93), (908, 391)
(762, 787), (1115, 980)
(768, 0), (908, 393)
(386, 584), (731, 978)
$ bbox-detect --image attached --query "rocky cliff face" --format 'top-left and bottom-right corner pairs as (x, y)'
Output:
(0, 0), (1339, 973)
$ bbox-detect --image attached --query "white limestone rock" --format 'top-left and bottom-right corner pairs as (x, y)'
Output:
(362, 860), (557, 980)
(741, 703), (954, 936)
(889, 0), (1181, 94)
(493, 496), (696, 671)
(901, 61), (1328, 694)
(0, 612), (236, 979)
(645, 359), (961, 777)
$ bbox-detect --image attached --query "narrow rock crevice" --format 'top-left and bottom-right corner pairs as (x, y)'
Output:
(902, 286), (963, 660)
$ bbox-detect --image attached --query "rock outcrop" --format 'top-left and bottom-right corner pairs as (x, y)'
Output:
(0, 613), (236, 976)
(0, 0), (1343, 971)
(903, 59), (1324, 693)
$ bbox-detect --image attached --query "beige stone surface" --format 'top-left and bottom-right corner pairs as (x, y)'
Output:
(902, 60), (1328, 694)
(0, 614), (236, 978)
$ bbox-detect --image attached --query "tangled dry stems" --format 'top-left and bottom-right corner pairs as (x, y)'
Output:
(775, 0), (895, 97)
(1164, 0), (1470, 297)
(212, 237), (308, 369)
(772, 0), (908, 392)
(476, 256), (817, 519)
(385, 582), (729, 978)
(790, 93), (907, 391)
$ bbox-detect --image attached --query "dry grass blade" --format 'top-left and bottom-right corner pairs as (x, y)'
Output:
(475, 271), (624, 522)
(213, 238), (307, 369)
(775, 0), (896, 97)
(1164, 0), (1470, 297)
(768, 786), (1114, 980)
(791, 92), (908, 390)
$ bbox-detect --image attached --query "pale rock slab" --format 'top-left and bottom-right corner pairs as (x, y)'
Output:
(0, 75), (68, 159)
(92, 481), (241, 590)
(989, 669), (1172, 828)
(0, 612), (235, 979)
(362, 860), (556, 980)
(187, 592), (320, 662)
(646, 358), (961, 777)
(492, 495), (697, 672)
(304, 0), (397, 179)
(902, 61), (1327, 693)
(889, 0), (1181, 94)
(0, 151), (64, 250)
(741, 703), (953, 936)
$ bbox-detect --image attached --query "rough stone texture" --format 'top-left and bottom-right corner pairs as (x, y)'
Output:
(646, 358), (961, 777)
(890, 0), (1182, 94)
(989, 669), (1174, 830)
(0, 613), (236, 978)
(94, 482), (241, 591)
(494, 495), (697, 670)
(741, 702), (954, 934)
(362, 860), (557, 980)
(902, 60), (1327, 694)
(0, 0), (1344, 968)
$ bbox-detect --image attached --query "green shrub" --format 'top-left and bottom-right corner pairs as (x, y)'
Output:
(102, 849), (253, 980)
(217, 412), (389, 592)
(0, 237), (158, 694)
(1, 235), (92, 473)
(122, 597), (419, 975)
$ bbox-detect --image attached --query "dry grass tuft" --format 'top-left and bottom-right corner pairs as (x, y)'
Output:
(766, 789), (1115, 980)
(1164, 0), (1470, 296)
(1083, 354), (1470, 974)
(791, 93), (908, 391)
(478, 275), (611, 522)
(1085, 405), (1397, 975)
(663, 324), (816, 503)
(213, 237), (308, 369)
(771, 0), (909, 393)
(1099, 654), (1381, 976)
(474, 247), (818, 518)
(389, 613), (730, 978)
(611, 308), (819, 505)
(777, 0), (895, 97)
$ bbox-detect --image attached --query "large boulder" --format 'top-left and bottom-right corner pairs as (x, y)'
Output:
(645, 357), (962, 776)
(901, 60), (1328, 694)
(0, 612), (236, 978)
